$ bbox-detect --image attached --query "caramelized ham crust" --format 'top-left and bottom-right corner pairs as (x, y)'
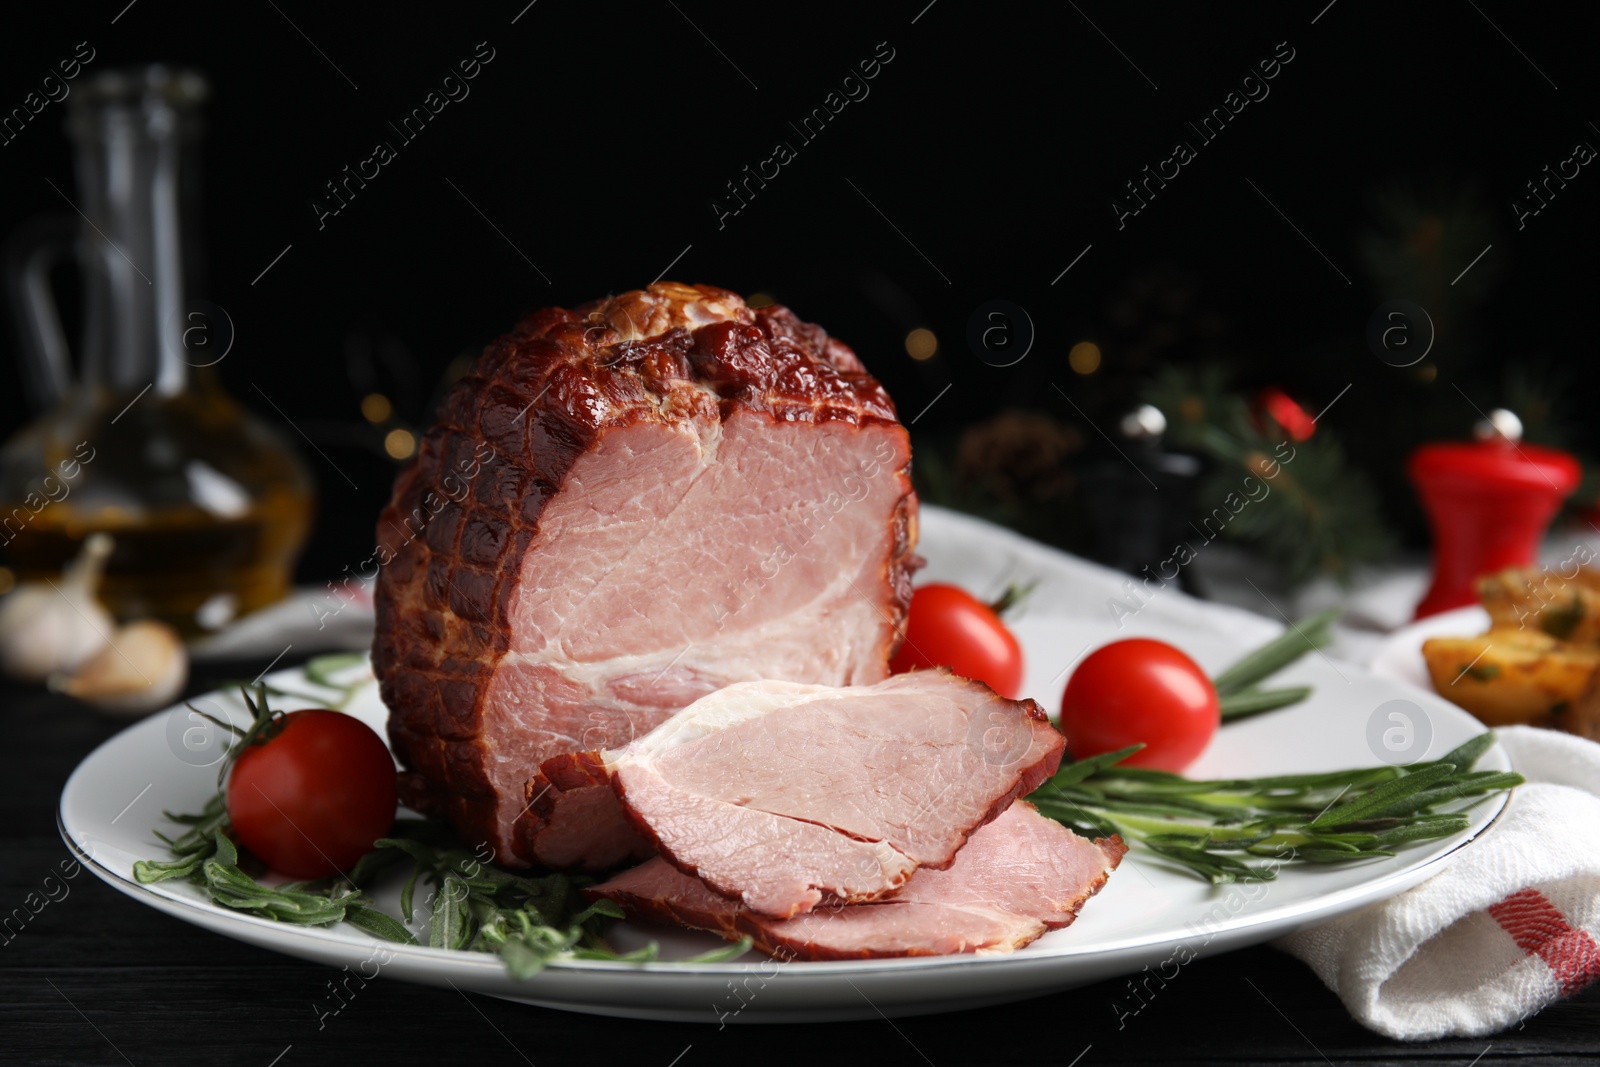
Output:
(535, 671), (1065, 917)
(372, 283), (918, 868)
(587, 803), (1126, 960)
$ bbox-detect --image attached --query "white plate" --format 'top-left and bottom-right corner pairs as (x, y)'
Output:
(1369, 606), (1492, 692)
(60, 507), (1512, 1023)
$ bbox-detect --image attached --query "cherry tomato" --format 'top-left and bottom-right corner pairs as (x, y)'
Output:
(890, 583), (1025, 698)
(226, 710), (397, 879)
(1058, 638), (1218, 772)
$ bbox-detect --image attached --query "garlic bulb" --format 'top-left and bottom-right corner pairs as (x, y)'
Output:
(53, 619), (188, 717)
(0, 533), (116, 683)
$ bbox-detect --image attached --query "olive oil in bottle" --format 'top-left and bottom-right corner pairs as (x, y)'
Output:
(0, 68), (313, 636)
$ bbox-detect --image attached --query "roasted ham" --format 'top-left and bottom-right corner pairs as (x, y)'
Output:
(535, 671), (1066, 918)
(372, 283), (918, 868)
(588, 802), (1126, 960)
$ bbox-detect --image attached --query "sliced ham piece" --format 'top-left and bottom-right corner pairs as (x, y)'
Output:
(588, 803), (1126, 960)
(534, 671), (1066, 918)
(372, 283), (919, 869)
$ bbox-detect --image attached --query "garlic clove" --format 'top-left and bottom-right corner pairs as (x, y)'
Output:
(53, 619), (189, 717)
(0, 533), (116, 683)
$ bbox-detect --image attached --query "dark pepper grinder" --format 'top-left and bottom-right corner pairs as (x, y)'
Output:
(1078, 405), (1203, 593)
(1408, 409), (1580, 619)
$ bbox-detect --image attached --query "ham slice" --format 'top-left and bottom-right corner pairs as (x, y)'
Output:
(534, 671), (1066, 918)
(587, 803), (1126, 960)
(372, 283), (918, 868)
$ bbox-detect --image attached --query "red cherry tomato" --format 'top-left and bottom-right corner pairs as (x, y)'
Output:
(226, 710), (397, 879)
(1058, 638), (1219, 772)
(890, 583), (1025, 698)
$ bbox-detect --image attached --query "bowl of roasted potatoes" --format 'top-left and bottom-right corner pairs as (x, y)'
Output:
(1408, 566), (1600, 739)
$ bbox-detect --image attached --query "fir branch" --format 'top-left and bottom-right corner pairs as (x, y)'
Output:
(1144, 364), (1392, 587)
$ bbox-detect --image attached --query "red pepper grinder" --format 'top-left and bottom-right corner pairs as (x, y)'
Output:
(1408, 410), (1581, 619)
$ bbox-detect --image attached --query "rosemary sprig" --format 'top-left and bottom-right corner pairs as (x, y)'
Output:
(135, 798), (407, 935)
(132, 793), (230, 884)
(221, 651), (375, 712)
(135, 806), (750, 974)
(364, 822), (636, 977)
(302, 652), (374, 710)
(1212, 608), (1339, 699)
(370, 824), (751, 974)
(1030, 735), (1521, 884)
(1217, 685), (1314, 722)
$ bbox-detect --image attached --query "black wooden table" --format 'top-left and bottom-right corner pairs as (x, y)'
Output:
(5, 657), (1597, 1067)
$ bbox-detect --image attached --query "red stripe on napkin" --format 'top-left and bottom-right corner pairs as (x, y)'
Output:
(1488, 888), (1600, 996)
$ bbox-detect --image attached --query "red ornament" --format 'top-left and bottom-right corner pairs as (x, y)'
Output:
(1254, 387), (1317, 442)
(1408, 414), (1580, 619)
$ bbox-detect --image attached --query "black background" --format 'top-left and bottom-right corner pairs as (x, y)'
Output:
(4, 4), (1600, 1063)
(4, 1), (1599, 581)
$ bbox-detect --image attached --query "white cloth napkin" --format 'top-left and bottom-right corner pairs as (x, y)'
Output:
(1275, 725), (1600, 1040)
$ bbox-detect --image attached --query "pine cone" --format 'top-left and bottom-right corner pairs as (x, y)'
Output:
(955, 410), (1084, 505)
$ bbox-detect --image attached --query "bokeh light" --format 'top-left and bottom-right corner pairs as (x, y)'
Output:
(384, 428), (416, 460)
(905, 328), (938, 361)
(1069, 341), (1102, 375)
